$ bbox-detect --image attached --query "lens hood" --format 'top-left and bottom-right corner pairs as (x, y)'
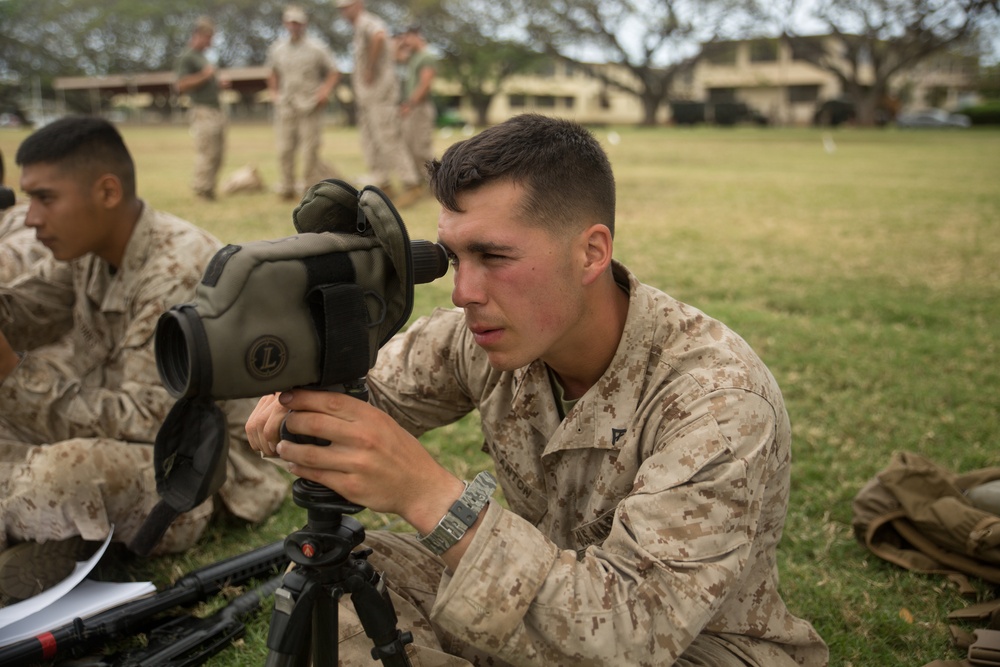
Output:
(155, 305), (213, 399)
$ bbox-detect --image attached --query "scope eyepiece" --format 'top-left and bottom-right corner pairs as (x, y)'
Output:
(411, 241), (449, 284)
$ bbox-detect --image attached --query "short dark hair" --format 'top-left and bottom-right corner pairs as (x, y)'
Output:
(16, 115), (136, 198)
(428, 114), (616, 236)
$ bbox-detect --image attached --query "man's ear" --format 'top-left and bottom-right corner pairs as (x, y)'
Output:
(93, 173), (124, 209)
(580, 223), (613, 286)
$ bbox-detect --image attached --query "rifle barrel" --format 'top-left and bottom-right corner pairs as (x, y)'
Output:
(0, 540), (288, 666)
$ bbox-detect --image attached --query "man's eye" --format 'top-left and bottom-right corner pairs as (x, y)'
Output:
(446, 253), (459, 267)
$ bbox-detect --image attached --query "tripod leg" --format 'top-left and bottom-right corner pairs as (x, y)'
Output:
(345, 559), (414, 667)
(312, 584), (340, 666)
(266, 568), (327, 667)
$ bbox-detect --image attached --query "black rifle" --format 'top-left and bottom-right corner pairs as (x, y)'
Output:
(0, 541), (288, 666)
(79, 574), (285, 667)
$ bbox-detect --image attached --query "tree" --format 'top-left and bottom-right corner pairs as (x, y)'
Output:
(978, 62), (1000, 98)
(779, 0), (1000, 126)
(522, 0), (748, 125)
(407, 0), (547, 126)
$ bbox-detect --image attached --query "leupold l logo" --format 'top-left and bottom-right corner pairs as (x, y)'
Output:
(247, 336), (288, 380)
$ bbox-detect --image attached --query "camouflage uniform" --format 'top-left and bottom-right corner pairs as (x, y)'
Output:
(0, 205), (287, 554)
(335, 262), (828, 665)
(350, 9), (421, 190)
(400, 49), (437, 179)
(0, 204), (45, 284)
(175, 46), (226, 199)
(266, 35), (338, 197)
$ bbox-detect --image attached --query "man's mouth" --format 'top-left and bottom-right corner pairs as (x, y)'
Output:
(467, 322), (503, 346)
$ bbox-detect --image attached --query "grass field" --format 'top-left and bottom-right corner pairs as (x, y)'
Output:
(1, 120), (998, 666)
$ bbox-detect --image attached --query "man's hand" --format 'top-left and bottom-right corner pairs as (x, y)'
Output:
(245, 392), (289, 457)
(248, 389), (464, 528)
(0, 329), (19, 381)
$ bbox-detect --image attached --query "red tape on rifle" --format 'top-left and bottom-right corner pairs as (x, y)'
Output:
(38, 632), (57, 659)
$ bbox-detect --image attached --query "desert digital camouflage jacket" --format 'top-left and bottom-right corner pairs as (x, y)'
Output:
(266, 34), (338, 114)
(368, 261), (829, 666)
(0, 203), (46, 284)
(0, 204), (287, 522)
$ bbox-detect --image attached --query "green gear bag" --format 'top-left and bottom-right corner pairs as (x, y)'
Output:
(853, 451), (1000, 587)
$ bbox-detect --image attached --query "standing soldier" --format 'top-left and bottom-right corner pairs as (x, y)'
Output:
(266, 5), (341, 201)
(399, 25), (438, 182)
(337, 0), (424, 207)
(175, 16), (226, 201)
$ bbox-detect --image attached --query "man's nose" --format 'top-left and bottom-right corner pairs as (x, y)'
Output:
(451, 265), (485, 308)
(23, 203), (42, 228)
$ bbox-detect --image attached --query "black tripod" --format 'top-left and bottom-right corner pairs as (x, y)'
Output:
(265, 383), (414, 667)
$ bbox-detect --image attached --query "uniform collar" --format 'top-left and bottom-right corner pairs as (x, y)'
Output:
(510, 261), (655, 457)
(86, 201), (153, 312)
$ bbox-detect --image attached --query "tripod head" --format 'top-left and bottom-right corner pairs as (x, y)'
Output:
(279, 379), (368, 567)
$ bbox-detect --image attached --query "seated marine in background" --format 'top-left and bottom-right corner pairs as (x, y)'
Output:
(0, 116), (288, 601)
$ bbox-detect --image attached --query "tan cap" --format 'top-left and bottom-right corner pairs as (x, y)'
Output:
(335, 0), (357, 8)
(282, 5), (308, 23)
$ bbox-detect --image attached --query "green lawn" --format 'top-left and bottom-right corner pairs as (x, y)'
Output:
(1, 121), (998, 666)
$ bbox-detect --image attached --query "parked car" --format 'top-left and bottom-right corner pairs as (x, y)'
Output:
(896, 108), (971, 128)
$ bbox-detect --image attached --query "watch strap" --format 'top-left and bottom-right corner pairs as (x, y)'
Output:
(418, 471), (497, 556)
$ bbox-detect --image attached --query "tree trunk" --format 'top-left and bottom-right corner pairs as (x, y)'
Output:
(471, 93), (492, 127)
(641, 95), (659, 126)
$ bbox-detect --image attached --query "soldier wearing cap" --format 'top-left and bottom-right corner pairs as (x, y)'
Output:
(266, 5), (341, 201)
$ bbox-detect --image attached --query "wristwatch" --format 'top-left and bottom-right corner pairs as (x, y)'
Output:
(418, 471), (497, 556)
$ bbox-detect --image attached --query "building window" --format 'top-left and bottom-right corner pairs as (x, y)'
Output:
(703, 43), (738, 65)
(562, 96), (575, 109)
(750, 39), (779, 62)
(788, 85), (820, 103)
(509, 94), (526, 108)
(536, 61), (556, 78)
(790, 38), (823, 62)
(535, 95), (556, 108)
(708, 87), (736, 103)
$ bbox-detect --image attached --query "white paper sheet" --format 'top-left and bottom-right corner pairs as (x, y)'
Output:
(0, 528), (155, 647)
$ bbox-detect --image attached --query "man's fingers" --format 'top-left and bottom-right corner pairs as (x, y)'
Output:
(279, 388), (367, 420)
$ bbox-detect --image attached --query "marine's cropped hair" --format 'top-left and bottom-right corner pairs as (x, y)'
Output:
(16, 115), (137, 198)
(428, 113), (616, 236)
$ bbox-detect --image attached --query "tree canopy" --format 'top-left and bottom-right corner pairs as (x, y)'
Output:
(1, 0), (997, 125)
(774, 0), (1000, 125)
